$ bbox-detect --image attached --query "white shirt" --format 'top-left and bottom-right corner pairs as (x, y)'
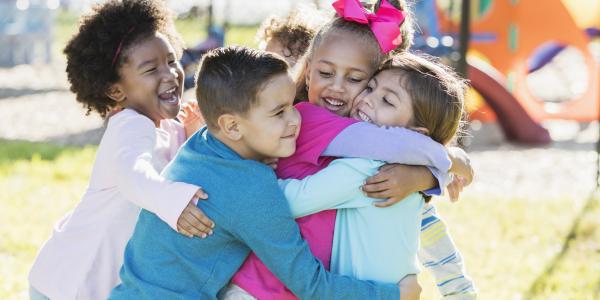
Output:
(29, 109), (198, 300)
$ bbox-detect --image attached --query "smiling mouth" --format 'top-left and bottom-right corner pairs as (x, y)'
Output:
(323, 97), (345, 111)
(357, 109), (373, 123)
(158, 87), (179, 104)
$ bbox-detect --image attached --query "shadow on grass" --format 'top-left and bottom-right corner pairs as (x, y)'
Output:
(524, 191), (600, 299)
(47, 127), (105, 147)
(0, 87), (67, 100)
(0, 139), (81, 166)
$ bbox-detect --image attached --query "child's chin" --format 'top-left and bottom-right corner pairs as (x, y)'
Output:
(277, 145), (297, 158)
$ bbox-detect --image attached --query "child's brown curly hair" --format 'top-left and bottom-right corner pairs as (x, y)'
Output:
(64, 0), (183, 118)
(256, 6), (327, 61)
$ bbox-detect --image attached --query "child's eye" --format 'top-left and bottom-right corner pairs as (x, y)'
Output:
(319, 71), (332, 77)
(145, 67), (157, 74)
(383, 97), (394, 106)
(348, 77), (363, 83)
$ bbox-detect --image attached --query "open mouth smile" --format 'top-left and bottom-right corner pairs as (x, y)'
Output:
(158, 87), (179, 104)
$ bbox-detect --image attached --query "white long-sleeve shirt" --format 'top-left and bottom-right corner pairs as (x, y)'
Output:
(29, 109), (198, 300)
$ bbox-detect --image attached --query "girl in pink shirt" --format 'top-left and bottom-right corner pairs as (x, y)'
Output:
(28, 1), (214, 299)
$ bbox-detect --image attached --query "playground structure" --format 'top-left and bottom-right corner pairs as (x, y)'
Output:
(414, 0), (600, 144)
(0, 0), (57, 67)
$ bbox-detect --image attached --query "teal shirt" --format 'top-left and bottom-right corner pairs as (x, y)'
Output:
(110, 128), (400, 300)
(280, 158), (424, 283)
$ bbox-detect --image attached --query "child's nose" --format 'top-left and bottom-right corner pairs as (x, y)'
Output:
(163, 66), (179, 81)
(362, 94), (375, 108)
(330, 76), (345, 92)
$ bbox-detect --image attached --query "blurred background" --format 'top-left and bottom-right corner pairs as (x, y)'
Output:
(1, 0), (599, 299)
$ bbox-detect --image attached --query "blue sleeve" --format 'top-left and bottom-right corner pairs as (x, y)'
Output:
(233, 172), (400, 300)
(279, 158), (383, 218)
(322, 122), (452, 195)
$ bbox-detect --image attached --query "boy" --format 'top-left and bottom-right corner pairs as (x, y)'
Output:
(110, 46), (418, 300)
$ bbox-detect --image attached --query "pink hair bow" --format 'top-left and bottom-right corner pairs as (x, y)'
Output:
(332, 0), (406, 53)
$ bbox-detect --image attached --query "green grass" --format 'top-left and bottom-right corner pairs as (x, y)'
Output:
(1, 139), (598, 299)
(0, 140), (96, 300)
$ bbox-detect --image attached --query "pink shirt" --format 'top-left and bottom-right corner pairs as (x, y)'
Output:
(29, 109), (198, 300)
(231, 102), (358, 299)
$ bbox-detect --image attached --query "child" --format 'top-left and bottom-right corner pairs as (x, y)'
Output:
(28, 1), (214, 299)
(228, 0), (475, 299)
(256, 4), (327, 69)
(280, 52), (475, 298)
(109, 46), (420, 300)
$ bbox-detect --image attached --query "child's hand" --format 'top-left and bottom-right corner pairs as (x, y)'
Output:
(447, 175), (468, 202)
(363, 164), (436, 207)
(178, 100), (204, 139)
(447, 147), (474, 186)
(397, 274), (422, 300)
(177, 189), (215, 238)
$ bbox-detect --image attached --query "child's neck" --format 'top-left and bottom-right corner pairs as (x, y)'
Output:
(212, 130), (265, 161)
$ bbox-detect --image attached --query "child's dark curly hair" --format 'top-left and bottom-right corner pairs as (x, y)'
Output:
(64, 0), (183, 118)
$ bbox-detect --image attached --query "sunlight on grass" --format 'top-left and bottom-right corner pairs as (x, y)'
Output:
(418, 193), (589, 299)
(0, 141), (95, 300)
(527, 193), (600, 300)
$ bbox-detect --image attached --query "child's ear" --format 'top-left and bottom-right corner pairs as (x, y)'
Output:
(409, 126), (430, 136)
(106, 83), (126, 103)
(217, 114), (242, 141)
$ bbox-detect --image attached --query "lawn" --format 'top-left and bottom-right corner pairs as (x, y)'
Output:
(1, 139), (598, 299)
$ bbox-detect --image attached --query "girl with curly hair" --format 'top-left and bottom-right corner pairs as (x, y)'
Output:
(28, 1), (215, 299)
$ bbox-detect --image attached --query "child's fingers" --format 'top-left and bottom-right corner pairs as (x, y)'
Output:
(177, 109), (188, 119)
(184, 104), (194, 115)
(176, 222), (194, 238)
(194, 188), (208, 200)
(180, 214), (211, 238)
(378, 164), (398, 172)
(186, 206), (215, 230)
(364, 173), (389, 185)
(363, 188), (394, 200)
(362, 180), (391, 194)
(447, 181), (459, 202)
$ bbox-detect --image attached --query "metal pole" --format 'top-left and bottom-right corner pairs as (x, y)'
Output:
(457, 0), (471, 78)
(597, 75), (600, 189)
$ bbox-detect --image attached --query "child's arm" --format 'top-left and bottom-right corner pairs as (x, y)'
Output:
(279, 158), (383, 218)
(322, 122), (451, 171)
(362, 148), (473, 205)
(322, 122), (452, 203)
(232, 176), (402, 300)
(418, 204), (477, 298)
(112, 114), (214, 235)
